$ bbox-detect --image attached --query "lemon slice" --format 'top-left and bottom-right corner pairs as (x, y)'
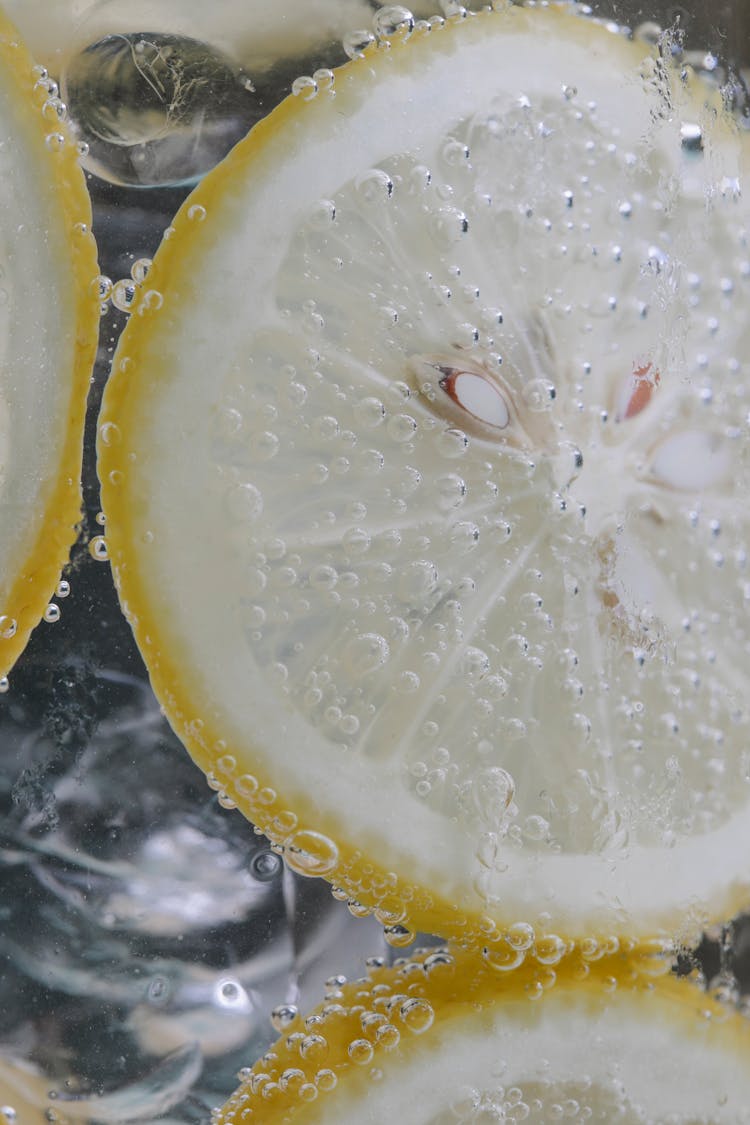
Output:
(99, 4), (750, 943)
(0, 8), (99, 678)
(216, 944), (750, 1123)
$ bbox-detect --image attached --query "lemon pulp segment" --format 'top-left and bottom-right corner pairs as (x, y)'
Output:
(216, 945), (750, 1123)
(0, 7), (99, 677)
(99, 5), (750, 943)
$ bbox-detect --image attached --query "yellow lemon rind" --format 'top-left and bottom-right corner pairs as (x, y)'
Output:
(215, 942), (748, 1123)
(0, 9), (99, 678)
(98, 4), (747, 950)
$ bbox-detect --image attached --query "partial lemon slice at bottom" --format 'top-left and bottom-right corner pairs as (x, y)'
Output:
(216, 945), (750, 1124)
(99, 4), (750, 943)
(0, 8), (99, 677)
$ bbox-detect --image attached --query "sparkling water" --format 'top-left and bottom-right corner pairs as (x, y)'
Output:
(0, 1), (749, 1122)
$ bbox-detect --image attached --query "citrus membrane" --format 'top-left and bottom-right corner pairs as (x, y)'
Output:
(0, 7), (99, 678)
(99, 3), (750, 944)
(215, 944), (750, 1124)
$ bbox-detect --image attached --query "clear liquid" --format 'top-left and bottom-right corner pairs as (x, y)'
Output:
(0, 2), (749, 1122)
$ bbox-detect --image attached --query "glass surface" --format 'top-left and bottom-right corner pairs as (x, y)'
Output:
(0, 2), (748, 1122)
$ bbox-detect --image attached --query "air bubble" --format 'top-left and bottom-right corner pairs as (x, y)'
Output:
(44, 604), (61, 624)
(299, 1034), (328, 1062)
(353, 396), (385, 429)
(533, 934), (568, 965)
(271, 1004), (299, 1032)
(523, 378), (557, 412)
(356, 168), (394, 203)
(345, 633), (390, 676)
(430, 207), (469, 246)
(292, 75), (318, 100)
(506, 922), (535, 950)
(251, 849), (281, 882)
(112, 278), (138, 312)
(398, 560), (438, 600)
(99, 420), (121, 446)
(340, 26), (378, 62)
(56, 580), (71, 598)
(398, 997), (434, 1033)
(373, 6), (415, 41)
(348, 1038), (374, 1064)
(131, 258), (152, 283)
(316, 1069), (337, 1091)
(483, 941), (526, 972)
(88, 536), (109, 561)
(387, 413), (417, 442)
(225, 482), (263, 522)
(284, 830), (339, 877)
(384, 924), (415, 948)
(436, 427), (469, 458)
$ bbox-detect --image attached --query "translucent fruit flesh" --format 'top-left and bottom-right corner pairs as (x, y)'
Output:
(215, 945), (750, 1124)
(99, 5), (750, 944)
(0, 8), (99, 678)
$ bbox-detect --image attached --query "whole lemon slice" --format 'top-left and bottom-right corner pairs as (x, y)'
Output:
(216, 944), (750, 1123)
(99, 4), (750, 944)
(0, 8), (99, 678)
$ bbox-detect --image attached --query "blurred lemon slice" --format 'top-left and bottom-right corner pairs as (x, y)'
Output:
(216, 944), (750, 1124)
(99, 4), (750, 943)
(0, 8), (99, 678)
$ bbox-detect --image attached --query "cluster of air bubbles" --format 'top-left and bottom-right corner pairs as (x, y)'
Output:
(291, 70), (335, 100)
(30, 65), (89, 158)
(98, 258), (155, 317)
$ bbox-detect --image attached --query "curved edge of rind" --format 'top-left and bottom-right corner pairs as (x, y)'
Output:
(215, 944), (749, 1123)
(98, 4), (747, 948)
(0, 8), (100, 679)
